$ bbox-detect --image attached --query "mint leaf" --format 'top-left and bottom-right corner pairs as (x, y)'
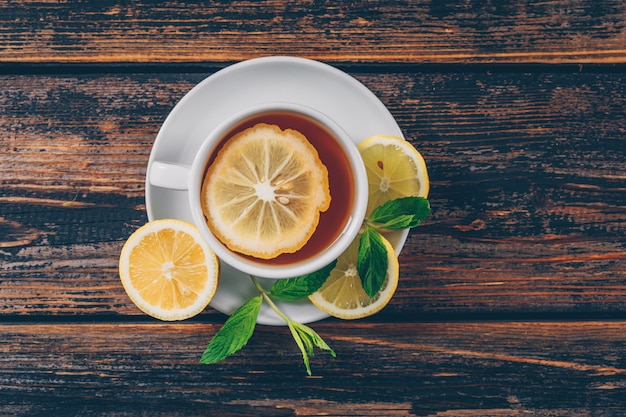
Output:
(268, 260), (337, 301)
(200, 295), (262, 364)
(369, 196), (431, 229)
(375, 214), (417, 230)
(357, 227), (389, 297)
(288, 320), (336, 375)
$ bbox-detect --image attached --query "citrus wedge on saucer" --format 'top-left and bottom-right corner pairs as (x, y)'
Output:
(308, 234), (399, 320)
(119, 219), (219, 321)
(201, 123), (331, 259)
(358, 135), (429, 216)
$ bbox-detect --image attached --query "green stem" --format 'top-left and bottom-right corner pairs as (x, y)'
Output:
(362, 218), (374, 230)
(250, 275), (292, 324)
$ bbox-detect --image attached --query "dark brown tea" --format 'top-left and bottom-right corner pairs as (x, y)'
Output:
(203, 110), (356, 266)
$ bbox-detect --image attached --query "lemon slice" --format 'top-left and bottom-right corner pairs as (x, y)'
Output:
(308, 234), (399, 320)
(118, 219), (219, 321)
(358, 135), (429, 216)
(201, 123), (331, 259)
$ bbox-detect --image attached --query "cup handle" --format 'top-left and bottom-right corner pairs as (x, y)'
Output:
(149, 161), (190, 191)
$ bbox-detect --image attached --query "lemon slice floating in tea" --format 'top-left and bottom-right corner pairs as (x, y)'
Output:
(358, 135), (429, 216)
(201, 123), (331, 260)
(118, 219), (219, 321)
(309, 233), (399, 320)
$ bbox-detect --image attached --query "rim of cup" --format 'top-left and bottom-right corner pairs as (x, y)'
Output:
(188, 102), (368, 279)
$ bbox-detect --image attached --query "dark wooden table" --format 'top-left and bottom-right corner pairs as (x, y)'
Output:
(2, 1), (625, 416)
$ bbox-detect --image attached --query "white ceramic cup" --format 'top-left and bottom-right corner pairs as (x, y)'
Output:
(149, 102), (368, 279)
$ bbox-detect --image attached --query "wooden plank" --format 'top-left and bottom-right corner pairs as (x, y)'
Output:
(0, 1), (625, 64)
(1, 71), (624, 317)
(1, 321), (625, 415)
(388, 70), (626, 315)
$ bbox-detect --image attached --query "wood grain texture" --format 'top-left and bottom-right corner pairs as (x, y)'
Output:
(1, 321), (625, 416)
(1, 71), (624, 318)
(0, 0), (625, 64)
(1, 2), (625, 415)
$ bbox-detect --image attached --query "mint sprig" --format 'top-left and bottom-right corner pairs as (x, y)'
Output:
(358, 196), (431, 296)
(200, 196), (430, 374)
(288, 320), (335, 375)
(201, 266), (335, 375)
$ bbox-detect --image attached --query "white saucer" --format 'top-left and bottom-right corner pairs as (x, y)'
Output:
(146, 56), (408, 326)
